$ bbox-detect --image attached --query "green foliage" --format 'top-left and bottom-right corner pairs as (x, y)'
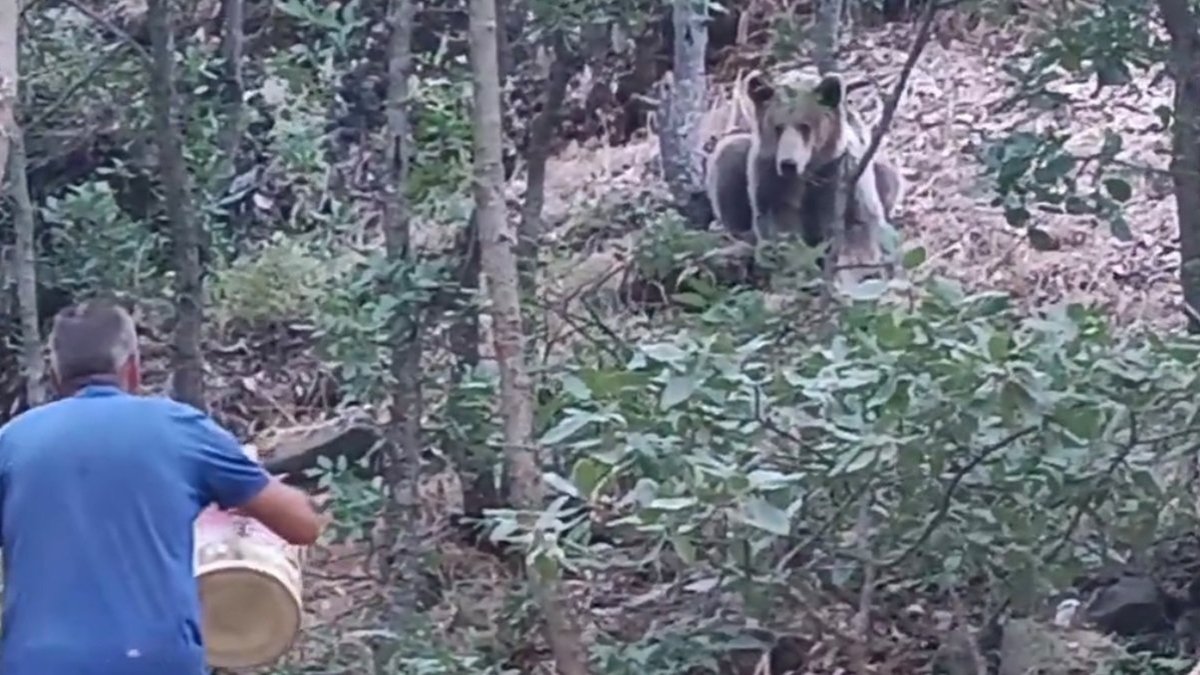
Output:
(208, 234), (344, 329)
(275, 0), (369, 58)
(315, 253), (454, 402)
(979, 126), (1134, 241)
(1015, 0), (1161, 93)
(981, 0), (1161, 242)
(1103, 653), (1194, 675)
(591, 625), (733, 674)
(39, 178), (168, 296)
(503, 270), (1200, 630)
(409, 56), (476, 204)
(304, 451), (386, 545)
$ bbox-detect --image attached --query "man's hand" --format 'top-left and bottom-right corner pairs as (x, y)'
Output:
(231, 474), (325, 545)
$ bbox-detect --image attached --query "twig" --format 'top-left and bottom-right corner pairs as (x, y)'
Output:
(27, 46), (125, 129)
(849, 0), (955, 186)
(850, 491), (875, 675)
(882, 425), (1040, 569)
(61, 0), (151, 62)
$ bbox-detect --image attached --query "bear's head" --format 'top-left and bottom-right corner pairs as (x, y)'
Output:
(746, 72), (848, 178)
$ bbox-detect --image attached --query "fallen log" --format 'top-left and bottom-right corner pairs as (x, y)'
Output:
(259, 416), (381, 487)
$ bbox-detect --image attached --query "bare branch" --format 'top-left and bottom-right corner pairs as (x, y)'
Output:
(849, 0), (951, 186)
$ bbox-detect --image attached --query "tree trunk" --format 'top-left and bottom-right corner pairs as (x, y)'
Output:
(814, 0), (845, 74)
(2, 0), (40, 407)
(214, 0), (244, 185)
(517, 35), (574, 327)
(379, 0), (423, 610)
(1157, 0), (1200, 333)
(147, 0), (205, 408)
(467, 0), (591, 670)
(9, 129), (43, 407)
(0, 0), (15, 189)
(449, 214), (481, 378)
(658, 0), (711, 228)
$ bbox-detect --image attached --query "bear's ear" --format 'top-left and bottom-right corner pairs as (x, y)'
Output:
(746, 74), (775, 108)
(814, 75), (844, 109)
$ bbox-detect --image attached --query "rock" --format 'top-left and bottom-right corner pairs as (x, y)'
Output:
(998, 618), (1125, 675)
(1083, 574), (1172, 636)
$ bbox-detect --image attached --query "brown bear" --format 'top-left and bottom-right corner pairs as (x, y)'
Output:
(704, 71), (904, 264)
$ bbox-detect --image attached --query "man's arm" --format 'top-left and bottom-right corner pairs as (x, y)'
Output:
(185, 412), (323, 545)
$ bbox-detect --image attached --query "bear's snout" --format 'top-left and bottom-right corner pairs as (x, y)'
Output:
(778, 159), (799, 175)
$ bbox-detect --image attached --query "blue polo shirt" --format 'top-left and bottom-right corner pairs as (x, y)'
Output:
(0, 385), (271, 674)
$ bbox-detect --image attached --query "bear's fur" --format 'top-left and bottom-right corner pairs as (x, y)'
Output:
(704, 72), (904, 264)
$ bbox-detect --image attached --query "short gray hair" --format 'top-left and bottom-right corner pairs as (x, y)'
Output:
(49, 299), (139, 383)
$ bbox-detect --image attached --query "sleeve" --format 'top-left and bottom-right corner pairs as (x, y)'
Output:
(182, 410), (271, 510)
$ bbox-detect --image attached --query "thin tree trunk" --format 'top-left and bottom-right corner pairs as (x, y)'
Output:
(814, 0), (845, 74)
(379, 0), (422, 607)
(658, 0), (711, 228)
(1157, 0), (1200, 333)
(517, 35), (573, 322)
(215, 0), (244, 184)
(449, 215), (481, 378)
(147, 0), (205, 408)
(0, 0), (15, 189)
(9, 129), (43, 407)
(467, 0), (590, 670)
(2, 0), (38, 406)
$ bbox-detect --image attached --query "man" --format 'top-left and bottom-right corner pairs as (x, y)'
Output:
(0, 299), (324, 674)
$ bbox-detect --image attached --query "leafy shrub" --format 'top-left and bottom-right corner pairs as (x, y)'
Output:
(501, 265), (1200, 633)
(208, 234), (343, 329)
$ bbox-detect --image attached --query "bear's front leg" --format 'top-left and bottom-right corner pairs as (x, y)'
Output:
(750, 157), (784, 243)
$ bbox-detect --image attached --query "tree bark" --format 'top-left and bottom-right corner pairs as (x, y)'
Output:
(658, 0), (711, 228)
(814, 0), (845, 74)
(379, 0), (423, 608)
(467, 0), (590, 670)
(1, 0), (40, 406)
(214, 0), (244, 185)
(517, 35), (574, 325)
(449, 214), (481, 378)
(1157, 0), (1200, 333)
(147, 0), (205, 408)
(9, 129), (43, 407)
(0, 0), (15, 189)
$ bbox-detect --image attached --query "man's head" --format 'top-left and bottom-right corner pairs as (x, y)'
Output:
(48, 299), (141, 393)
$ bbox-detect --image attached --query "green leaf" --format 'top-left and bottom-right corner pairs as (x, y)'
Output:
(738, 497), (791, 536)
(571, 457), (608, 497)
(647, 497), (697, 511)
(540, 411), (593, 446)
(673, 292), (709, 309)
(901, 246), (927, 270)
(641, 342), (688, 364)
(661, 373), (699, 410)
(1027, 226), (1060, 251)
(683, 576), (719, 592)
(542, 472), (581, 499)
(560, 374), (591, 400)
(1004, 205), (1031, 227)
(1108, 214), (1133, 241)
(746, 469), (795, 491)
(929, 276), (966, 306)
(987, 332), (1011, 361)
(844, 278), (887, 301)
(1055, 405), (1103, 442)
(672, 536), (698, 565)
(1103, 178), (1132, 202)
